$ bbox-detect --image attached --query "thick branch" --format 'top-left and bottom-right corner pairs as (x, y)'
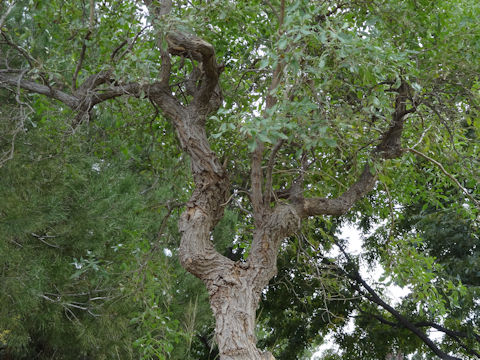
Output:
(0, 72), (79, 108)
(302, 163), (376, 216)
(165, 31), (220, 109)
(0, 70), (183, 124)
(300, 81), (412, 217)
(159, 46), (171, 88)
(249, 0), (286, 223)
(376, 81), (411, 158)
(415, 321), (480, 347)
(144, 0), (172, 17)
(74, 70), (112, 96)
(416, 322), (480, 358)
(362, 313), (480, 358)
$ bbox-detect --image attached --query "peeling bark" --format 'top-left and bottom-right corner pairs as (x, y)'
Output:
(207, 265), (272, 360)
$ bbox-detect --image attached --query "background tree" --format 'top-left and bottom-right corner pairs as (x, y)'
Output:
(1, 0), (479, 359)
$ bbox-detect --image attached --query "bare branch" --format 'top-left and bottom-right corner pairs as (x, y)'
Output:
(31, 232), (60, 249)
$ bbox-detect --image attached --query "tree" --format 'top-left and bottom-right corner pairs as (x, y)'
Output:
(1, 0), (479, 359)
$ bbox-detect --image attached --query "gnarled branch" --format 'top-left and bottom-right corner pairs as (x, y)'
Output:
(299, 81), (413, 218)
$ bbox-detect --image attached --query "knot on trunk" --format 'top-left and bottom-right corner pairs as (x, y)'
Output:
(267, 204), (301, 238)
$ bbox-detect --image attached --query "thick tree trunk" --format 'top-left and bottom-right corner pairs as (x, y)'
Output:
(179, 187), (301, 359)
(173, 115), (301, 358)
(171, 109), (268, 359)
(208, 267), (273, 360)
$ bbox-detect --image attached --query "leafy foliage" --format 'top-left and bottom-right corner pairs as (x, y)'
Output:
(1, 0), (479, 359)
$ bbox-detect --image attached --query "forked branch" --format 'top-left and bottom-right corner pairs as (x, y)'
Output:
(299, 81), (413, 217)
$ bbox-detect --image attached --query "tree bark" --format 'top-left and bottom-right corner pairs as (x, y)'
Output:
(171, 107), (301, 359)
(190, 207), (300, 360)
(208, 266), (272, 360)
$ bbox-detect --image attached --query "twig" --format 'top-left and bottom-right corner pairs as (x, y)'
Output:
(0, 69), (30, 168)
(410, 125), (432, 149)
(110, 39), (128, 61)
(118, 25), (149, 61)
(31, 232), (60, 248)
(0, 32), (38, 68)
(0, 1), (16, 30)
(264, 0), (280, 23)
(8, 238), (23, 247)
(72, 30), (91, 91)
(234, 197), (251, 215)
(406, 148), (480, 210)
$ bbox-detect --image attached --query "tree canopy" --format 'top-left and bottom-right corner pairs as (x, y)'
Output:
(0, 0), (479, 359)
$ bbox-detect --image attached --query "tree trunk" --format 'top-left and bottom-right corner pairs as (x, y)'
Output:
(154, 62), (302, 359)
(178, 189), (301, 359)
(208, 266), (274, 360)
